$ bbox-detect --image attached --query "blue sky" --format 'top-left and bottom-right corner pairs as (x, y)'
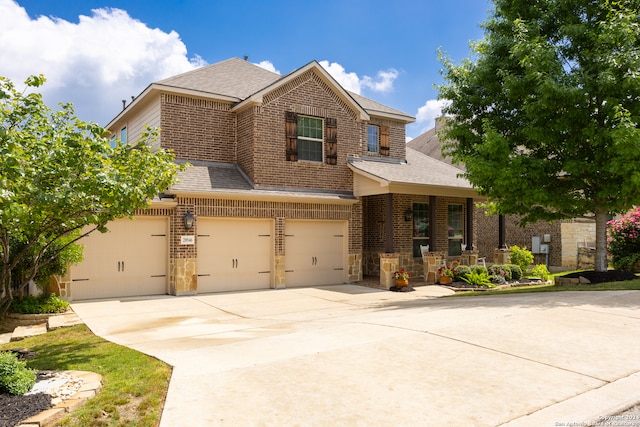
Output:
(0, 0), (491, 138)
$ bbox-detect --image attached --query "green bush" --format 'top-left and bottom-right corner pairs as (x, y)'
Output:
(9, 294), (70, 314)
(531, 264), (552, 281)
(453, 265), (471, 281)
(461, 270), (495, 287)
(471, 265), (488, 275)
(0, 352), (36, 395)
(510, 245), (534, 273)
(508, 264), (523, 280)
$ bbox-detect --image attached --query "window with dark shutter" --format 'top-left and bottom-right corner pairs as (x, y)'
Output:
(285, 111), (298, 161)
(325, 117), (337, 165)
(379, 125), (390, 156)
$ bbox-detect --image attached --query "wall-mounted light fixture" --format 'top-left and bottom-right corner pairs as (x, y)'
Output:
(184, 210), (195, 230)
(404, 209), (413, 222)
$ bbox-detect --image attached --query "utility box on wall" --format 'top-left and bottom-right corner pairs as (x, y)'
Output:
(532, 236), (541, 254)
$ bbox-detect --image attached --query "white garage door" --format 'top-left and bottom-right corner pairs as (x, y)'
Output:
(71, 217), (168, 300)
(285, 220), (346, 287)
(197, 218), (272, 293)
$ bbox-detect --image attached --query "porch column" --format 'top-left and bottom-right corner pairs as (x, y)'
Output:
(466, 198), (474, 248)
(385, 193), (394, 253)
(429, 195), (437, 251)
(498, 214), (506, 248)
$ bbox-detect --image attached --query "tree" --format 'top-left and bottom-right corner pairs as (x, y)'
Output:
(0, 75), (183, 314)
(438, 0), (640, 272)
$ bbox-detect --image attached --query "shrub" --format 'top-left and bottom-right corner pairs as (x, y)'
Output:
(608, 207), (640, 270)
(0, 352), (36, 395)
(510, 245), (534, 273)
(508, 264), (523, 280)
(9, 294), (70, 314)
(453, 265), (471, 281)
(471, 265), (488, 275)
(531, 264), (552, 281)
(488, 264), (511, 283)
(460, 270), (495, 287)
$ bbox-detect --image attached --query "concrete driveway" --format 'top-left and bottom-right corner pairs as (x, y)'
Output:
(71, 285), (640, 426)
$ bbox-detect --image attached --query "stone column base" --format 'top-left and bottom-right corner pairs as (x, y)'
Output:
(379, 253), (400, 290)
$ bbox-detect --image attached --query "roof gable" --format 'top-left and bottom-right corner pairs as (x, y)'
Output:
(231, 60), (371, 121)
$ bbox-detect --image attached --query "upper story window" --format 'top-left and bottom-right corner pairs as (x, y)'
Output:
(297, 116), (323, 162)
(120, 127), (127, 144)
(367, 125), (379, 152)
(285, 111), (337, 164)
(109, 136), (117, 149)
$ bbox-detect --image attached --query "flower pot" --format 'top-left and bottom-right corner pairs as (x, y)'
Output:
(395, 279), (409, 287)
(439, 275), (453, 285)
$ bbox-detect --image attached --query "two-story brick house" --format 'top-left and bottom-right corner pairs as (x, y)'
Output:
(65, 58), (481, 300)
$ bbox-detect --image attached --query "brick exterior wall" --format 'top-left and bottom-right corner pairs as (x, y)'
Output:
(249, 70), (362, 191)
(475, 208), (566, 267)
(160, 93), (236, 163)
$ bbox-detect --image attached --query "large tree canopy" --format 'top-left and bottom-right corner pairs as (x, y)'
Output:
(0, 75), (183, 313)
(438, 0), (640, 271)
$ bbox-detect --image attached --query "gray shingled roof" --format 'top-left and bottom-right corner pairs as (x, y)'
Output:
(169, 161), (356, 201)
(156, 57), (281, 100)
(348, 91), (414, 121)
(155, 57), (412, 119)
(348, 147), (472, 189)
(407, 121), (465, 171)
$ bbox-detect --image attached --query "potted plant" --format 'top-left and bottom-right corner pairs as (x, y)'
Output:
(393, 269), (410, 287)
(437, 265), (456, 284)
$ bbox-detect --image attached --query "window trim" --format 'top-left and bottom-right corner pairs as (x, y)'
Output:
(297, 115), (324, 163)
(367, 125), (379, 153)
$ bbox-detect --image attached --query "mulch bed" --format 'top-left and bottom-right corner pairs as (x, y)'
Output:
(0, 391), (51, 427)
(560, 270), (638, 284)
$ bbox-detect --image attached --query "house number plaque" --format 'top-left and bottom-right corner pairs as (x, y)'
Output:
(180, 235), (195, 245)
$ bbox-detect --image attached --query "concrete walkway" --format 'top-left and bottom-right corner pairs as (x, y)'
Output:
(71, 285), (640, 426)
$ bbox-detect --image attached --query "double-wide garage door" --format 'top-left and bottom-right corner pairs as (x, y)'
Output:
(71, 217), (168, 300)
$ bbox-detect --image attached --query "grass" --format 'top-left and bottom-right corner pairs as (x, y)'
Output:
(0, 324), (171, 427)
(448, 277), (640, 297)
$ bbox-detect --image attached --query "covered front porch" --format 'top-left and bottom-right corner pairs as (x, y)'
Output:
(349, 148), (486, 287)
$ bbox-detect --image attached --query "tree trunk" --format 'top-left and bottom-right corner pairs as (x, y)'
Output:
(594, 207), (609, 272)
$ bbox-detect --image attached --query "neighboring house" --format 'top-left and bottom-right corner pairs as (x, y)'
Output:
(407, 119), (596, 269)
(63, 58), (483, 301)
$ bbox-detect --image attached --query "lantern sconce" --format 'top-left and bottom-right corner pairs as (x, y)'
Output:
(184, 210), (195, 230)
(404, 209), (413, 222)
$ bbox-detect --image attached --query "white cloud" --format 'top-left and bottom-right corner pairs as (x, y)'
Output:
(253, 60), (280, 75)
(415, 99), (451, 131)
(0, 0), (205, 125)
(362, 69), (399, 92)
(318, 60), (398, 94)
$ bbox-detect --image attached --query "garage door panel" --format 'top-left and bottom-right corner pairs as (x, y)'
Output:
(285, 221), (346, 287)
(197, 219), (272, 293)
(71, 218), (168, 300)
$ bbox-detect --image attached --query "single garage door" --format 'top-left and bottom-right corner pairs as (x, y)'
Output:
(71, 217), (168, 300)
(285, 220), (346, 287)
(197, 218), (272, 293)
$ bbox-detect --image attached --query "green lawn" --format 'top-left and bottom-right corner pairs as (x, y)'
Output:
(447, 277), (640, 297)
(0, 324), (170, 427)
